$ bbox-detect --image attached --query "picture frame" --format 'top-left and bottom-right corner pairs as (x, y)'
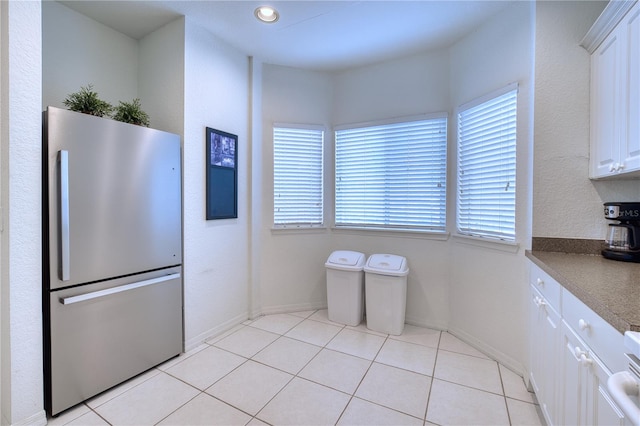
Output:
(206, 127), (238, 220)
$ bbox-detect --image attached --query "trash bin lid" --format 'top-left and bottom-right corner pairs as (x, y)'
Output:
(325, 250), (365, 271)
(364, 254), (409, 276)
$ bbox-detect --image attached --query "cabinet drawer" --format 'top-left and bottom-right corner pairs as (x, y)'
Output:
(562, 288), (626, 373)
(529, 262), (561, 310)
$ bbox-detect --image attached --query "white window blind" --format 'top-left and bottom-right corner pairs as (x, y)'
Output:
(335, 116), (447, 231)
(457, 86), (517, 241)
(273, 125), (324, 226)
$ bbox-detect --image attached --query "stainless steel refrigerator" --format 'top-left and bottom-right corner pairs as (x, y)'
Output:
(42, 106), (183, 416)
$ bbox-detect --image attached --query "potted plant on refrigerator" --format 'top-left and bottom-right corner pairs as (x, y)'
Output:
(112, 98), (150, 127)
(62, 84), (113, 117)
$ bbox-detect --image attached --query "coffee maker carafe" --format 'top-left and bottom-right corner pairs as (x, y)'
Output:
(602, 202), (640, 262)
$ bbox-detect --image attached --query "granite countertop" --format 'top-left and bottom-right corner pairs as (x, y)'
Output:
(526, 250), (640, 334)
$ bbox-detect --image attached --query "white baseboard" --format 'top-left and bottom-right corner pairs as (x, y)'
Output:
(10, 410), (47, 426)
(259, 302), (327, 316)
(184, 303), (328, 351)
(184, 311), (249, 352)
(447, 325), (526, 378)
(404, 315), (448, 332)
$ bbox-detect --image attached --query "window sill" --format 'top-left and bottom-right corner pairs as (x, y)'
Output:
(452, 233), (520, 253)
(271, 225), (328, 235)
(331, 226), (449, 240)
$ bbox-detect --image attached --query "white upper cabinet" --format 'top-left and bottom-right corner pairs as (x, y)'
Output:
(624, 5), (640, 174)
(585, 1), (640, 179)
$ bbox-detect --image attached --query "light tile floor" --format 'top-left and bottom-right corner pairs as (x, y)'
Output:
(49, 309), (545, 426)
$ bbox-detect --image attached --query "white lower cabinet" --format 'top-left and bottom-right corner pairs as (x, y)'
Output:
(560, 321), (625, 426)
(560, 320), (585, 426)
(529, 261), (626, 425)
(530, 284), (561, 425)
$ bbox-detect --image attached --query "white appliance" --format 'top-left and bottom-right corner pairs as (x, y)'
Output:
(608, 331), (640, 425)
(43, 107), (183, 416)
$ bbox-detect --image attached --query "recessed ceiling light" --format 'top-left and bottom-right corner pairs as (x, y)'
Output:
(254, 6), (279, 23)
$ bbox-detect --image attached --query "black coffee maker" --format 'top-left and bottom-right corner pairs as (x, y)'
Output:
(602, 202), (640, 262)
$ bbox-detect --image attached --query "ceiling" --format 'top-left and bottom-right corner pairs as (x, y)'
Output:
(58, 0), (514, 72)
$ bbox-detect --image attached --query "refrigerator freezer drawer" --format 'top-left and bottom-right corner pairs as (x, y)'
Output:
(47, 268), (182, 416)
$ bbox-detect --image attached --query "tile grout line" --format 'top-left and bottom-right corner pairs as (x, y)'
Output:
(498, 362), (516, 426)
(423, 330), (444, 423)
(333, 331), (390, 425)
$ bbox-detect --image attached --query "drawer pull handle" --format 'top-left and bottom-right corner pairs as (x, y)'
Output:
(534, 296), (546, 308)
(578, 319), (590, 331)
(573, 346), (592, 366)
(579, 353), (592, 366)
(536, 278), (544, 287)
(60, 273), (181, 305)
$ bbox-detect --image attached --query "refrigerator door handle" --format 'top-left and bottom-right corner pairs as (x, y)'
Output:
(60, 273), (181, 305)
(58, 150), (70, 281)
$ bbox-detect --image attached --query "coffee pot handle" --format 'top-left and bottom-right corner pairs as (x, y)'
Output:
(629, 226), (639, 250)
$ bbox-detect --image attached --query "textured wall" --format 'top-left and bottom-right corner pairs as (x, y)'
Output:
(532, 1), (640, 240)
(182, 19), (250, 349)
(448, 1), (533, 374)
(1, 1), (46, 424)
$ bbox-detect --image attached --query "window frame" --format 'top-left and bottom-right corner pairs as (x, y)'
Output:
(333, 113), (448, 233)
(272, 123), (325, 230)
(455, 83), (518, 242)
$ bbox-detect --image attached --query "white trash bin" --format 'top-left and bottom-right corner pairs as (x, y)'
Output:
(325, 250), (366, 326)
(364, 254), (409, 335)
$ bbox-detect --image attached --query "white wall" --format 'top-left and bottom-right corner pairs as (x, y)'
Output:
(259, 65), (333, 314)
(249, 58), (263, 318)
(0, 1), (45, 424)
(182, 18), (250, 348)
(138, 18), (184, 135)
(332, 50), (450, 125)
(447, 2), (533, 374)
(331, 50), (451, 330)
(42, 1), (138, 111)
(532, 0), (640, 240)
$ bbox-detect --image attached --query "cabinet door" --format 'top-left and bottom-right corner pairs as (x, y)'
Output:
(530, 285), (561, 425)
(560, 321), (589, 425)
(591, 28), (622, 178)
(622, 3), (640, 174)
(587, 355), (625, 426)
(560, 320), (627, 426)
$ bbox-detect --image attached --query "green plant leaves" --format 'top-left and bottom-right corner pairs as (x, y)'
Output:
(112, 98), (150, 127)
(62, 85), (150, 127)
(62, 84), (112, 117)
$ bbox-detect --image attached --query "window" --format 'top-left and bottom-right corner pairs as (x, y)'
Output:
(456, 85), (517, 241)
(273, 125), (324, 227)
(335, 116), (447, 231)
